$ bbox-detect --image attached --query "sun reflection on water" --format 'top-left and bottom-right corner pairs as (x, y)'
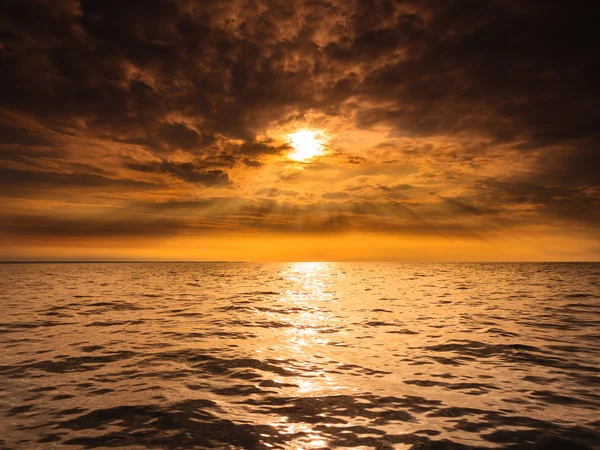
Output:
(277, 262), (340, 391)
(268, 262), (342, 448)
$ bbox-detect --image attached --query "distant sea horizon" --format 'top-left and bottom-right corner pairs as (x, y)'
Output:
(1, 260), (599, 264)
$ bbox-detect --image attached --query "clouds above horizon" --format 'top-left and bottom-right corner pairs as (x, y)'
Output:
(1, 0), (599, 258)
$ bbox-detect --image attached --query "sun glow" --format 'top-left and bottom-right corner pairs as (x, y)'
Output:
(287, 130), (325, 161)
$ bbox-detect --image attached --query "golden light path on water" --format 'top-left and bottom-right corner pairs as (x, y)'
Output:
(256, 262), (435, 449)
(267, 263), (340, 449)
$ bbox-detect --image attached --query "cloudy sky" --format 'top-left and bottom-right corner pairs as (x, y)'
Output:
(1, 0), (598, 261)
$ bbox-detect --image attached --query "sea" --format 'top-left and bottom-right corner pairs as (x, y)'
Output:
(0, 262), (599, 449)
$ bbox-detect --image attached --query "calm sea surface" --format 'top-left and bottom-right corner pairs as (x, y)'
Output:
(1, 263), (599, 449)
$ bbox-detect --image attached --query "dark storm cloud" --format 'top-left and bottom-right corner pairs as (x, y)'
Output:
(0, 167), (159, 191)
(0, 145), (62, 166)
(131, 197), (246, 213)
(471, 179), (600, 230)
(123, 159), (230, 186)
(233, 140), (289, 157)
(0, 122), (51, 147)
(229, 199), (487, 237)
(0, 0), (599, 242)
(0, 192), (529, 241)
(350, 1), (600, 172)
(0, 214), (187, 238)
(242, 158), (263, 167)
(2, 0), (598, 146)
(155, 122), (216, 152)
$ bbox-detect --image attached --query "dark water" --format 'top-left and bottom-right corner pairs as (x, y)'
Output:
(1, 263), (599, 449)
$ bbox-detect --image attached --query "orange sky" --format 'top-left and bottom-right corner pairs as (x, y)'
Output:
(0, 0), (599, 261)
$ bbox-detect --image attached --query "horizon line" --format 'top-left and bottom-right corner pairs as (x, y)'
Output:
(1, 260), (598, 264)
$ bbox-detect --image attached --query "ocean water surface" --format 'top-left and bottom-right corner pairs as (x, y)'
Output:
(0, 262), (599, 449)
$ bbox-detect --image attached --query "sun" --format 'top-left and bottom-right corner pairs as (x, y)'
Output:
(287, 130), (325, 161)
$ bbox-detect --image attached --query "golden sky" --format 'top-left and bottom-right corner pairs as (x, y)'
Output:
(0, 0), (599, 261)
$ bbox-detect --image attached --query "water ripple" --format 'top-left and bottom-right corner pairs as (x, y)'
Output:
(0, 262), (599, 449)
